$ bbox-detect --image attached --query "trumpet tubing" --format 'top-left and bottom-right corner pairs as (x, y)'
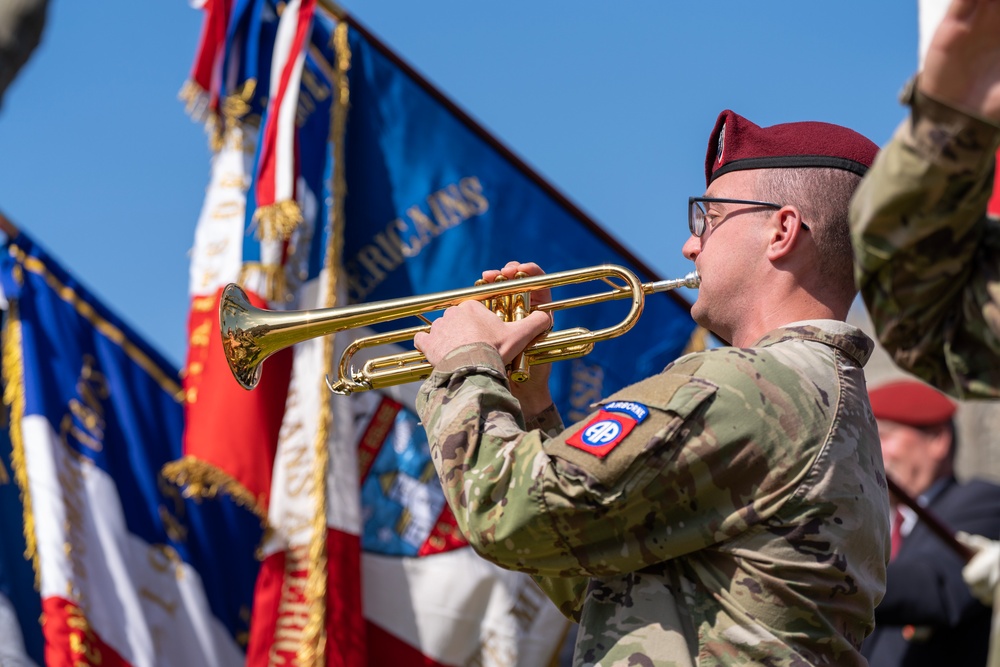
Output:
(219, 264), (699, 394)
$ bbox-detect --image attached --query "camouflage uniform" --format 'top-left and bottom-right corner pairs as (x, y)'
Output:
(417, 320), (889, 667)
(850, 80), (1000, 399)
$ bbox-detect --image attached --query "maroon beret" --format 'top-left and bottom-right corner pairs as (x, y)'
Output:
(868, 380), (957, 427)
(705, 110), (879, 186)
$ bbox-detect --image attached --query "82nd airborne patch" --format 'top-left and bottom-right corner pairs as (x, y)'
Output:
(565, 401), (650, 458)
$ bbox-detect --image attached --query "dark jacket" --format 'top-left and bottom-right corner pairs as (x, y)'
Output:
(862, 477), (1000, 666)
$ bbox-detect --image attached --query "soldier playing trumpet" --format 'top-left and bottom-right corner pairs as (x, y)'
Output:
(414, 110), (889, 665)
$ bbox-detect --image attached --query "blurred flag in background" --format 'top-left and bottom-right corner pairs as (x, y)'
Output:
(0, 229), (262, 665)
(171, 1), (699, 665)
(1, 0), (700, 664)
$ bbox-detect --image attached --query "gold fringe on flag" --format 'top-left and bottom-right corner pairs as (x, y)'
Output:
(2, 296), (40, 589)
(178, 80), (226, 153)
(220, 79), (260, 153)
(238, 262), (291, 304)
(161, 456), (268, 523)
(252, 200), (305, 243)
(178, 79), (213, 123)
(298, 19), (353, 667)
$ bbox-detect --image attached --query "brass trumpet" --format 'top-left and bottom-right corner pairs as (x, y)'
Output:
(219, 264), (699, 395)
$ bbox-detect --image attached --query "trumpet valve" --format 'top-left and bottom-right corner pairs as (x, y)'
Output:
(491, 274), (509, 319)
(508, 271), (531, 382)
(325, 374), (370, 396)
(474, 278), (496, 313)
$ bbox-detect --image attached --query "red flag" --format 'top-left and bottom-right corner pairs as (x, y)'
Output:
(164, 120), (293, 521)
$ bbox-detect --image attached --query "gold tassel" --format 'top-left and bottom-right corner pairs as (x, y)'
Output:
(252, 200), (304, 243)
(221, 79), (257, 123)
(178, 80), (225, 153)
(161, 456), (268, 524)
(220, 79), (260, 153)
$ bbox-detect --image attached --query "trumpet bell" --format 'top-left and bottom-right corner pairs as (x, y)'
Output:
(219, 283), (267, 390)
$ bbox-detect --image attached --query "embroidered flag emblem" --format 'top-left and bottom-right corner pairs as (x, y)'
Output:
(566, 401), (650, 457)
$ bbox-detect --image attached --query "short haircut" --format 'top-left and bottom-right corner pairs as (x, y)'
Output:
(755, 167), (862, 305)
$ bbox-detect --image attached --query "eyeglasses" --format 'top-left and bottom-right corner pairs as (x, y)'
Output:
(688, 196), (787, 237)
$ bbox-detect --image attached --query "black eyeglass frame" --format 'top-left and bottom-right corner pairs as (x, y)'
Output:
(688, 196), (807, 237)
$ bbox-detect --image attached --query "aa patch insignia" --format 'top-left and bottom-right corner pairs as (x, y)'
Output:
(565, 401), (650, 458)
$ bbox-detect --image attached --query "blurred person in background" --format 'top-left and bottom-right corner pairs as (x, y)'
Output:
(861, 379), (1000, 666)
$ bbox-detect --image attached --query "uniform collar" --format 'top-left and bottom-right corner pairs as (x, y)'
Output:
(751, 320), (875, 366)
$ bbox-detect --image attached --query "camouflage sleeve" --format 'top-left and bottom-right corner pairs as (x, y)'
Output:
(417, 343), (831, 612)
(524, 402), (564, 437)
(850, 81), (1000, 398)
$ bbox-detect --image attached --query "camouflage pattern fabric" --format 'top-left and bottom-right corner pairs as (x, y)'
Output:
(417, 320), (889, 666)
(850, 80), (1000, 399)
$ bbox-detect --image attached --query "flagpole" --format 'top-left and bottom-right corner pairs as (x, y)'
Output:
(313, 0), (691, 313)
(886, 473), (975, 562)
(0, 211), (20, 238)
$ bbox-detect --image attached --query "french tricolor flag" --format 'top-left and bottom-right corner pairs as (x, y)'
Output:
(0, 230), (262, 666)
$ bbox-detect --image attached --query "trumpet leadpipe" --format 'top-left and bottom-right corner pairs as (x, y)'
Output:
(532, 270), (700, 313)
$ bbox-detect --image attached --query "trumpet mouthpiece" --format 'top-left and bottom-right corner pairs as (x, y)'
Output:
(643, 271), (700, 296)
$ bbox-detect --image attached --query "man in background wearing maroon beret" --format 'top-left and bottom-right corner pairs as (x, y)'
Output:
(861, 379), (1000, 667)
(414, 98), (890, 661)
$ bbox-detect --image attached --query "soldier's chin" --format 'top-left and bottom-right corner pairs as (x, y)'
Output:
(689, 299), (710, 330)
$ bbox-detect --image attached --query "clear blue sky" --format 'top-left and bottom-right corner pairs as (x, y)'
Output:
(0, 1), (919, 367)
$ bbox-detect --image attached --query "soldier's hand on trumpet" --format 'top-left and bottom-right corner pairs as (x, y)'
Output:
(413, 261), (554, 410)
(479, 261), (558, 418)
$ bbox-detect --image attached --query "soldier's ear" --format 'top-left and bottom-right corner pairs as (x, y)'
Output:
(764, 206), (805, 261)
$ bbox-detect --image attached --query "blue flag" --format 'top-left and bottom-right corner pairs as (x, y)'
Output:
(315, 14), (697, 664)
(338, 21), (696, 423)
(0, 231), (262, 664)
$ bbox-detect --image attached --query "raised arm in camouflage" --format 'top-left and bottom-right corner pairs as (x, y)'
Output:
(850, 0), (1000, 398)
(850, 86), (1000, 398)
